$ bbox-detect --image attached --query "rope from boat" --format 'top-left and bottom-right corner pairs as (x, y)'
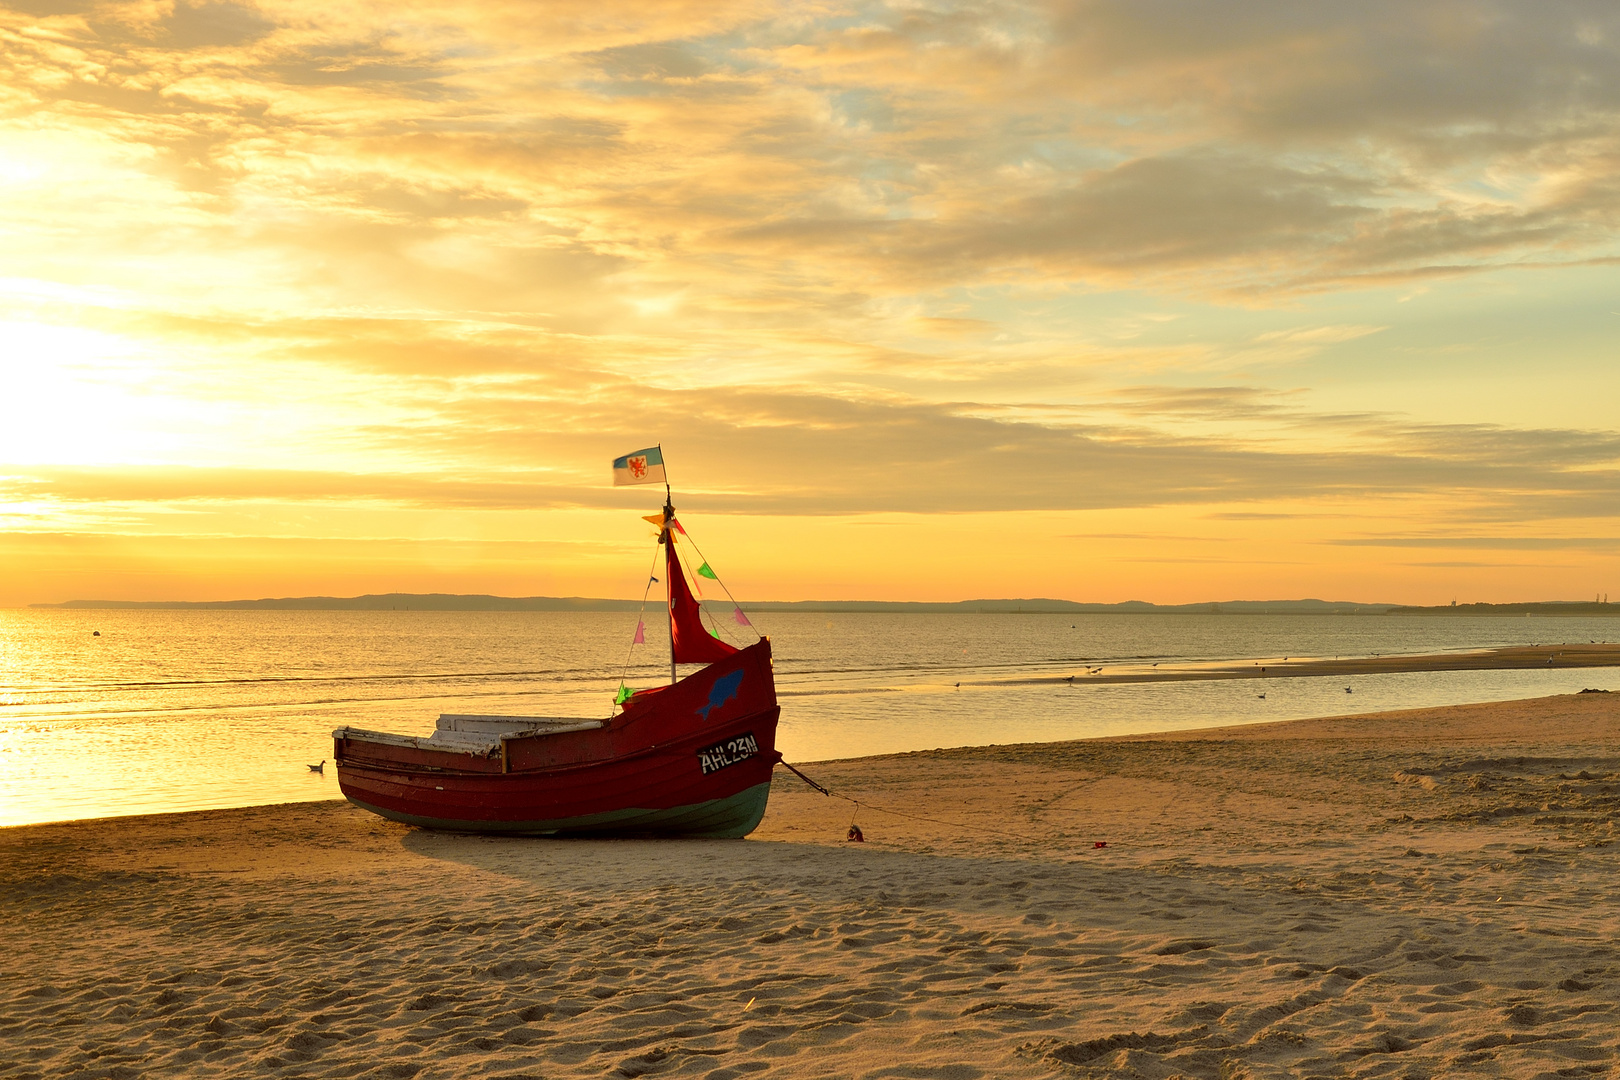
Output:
(775, 760), (1054, 842)
(778, 759), (831, 795)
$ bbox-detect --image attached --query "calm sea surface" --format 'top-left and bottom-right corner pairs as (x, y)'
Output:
(3, 608), (1618, 827)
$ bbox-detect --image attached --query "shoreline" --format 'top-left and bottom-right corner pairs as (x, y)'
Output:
(1004, 642), (1620, 686)
(5, 692), (1618, 1077)
(7, 675), (1620, 831)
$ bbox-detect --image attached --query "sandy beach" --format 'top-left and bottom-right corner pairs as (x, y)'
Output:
(4, 692), (1618, 1079)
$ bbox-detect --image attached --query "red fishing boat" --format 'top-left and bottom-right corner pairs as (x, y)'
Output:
(333, 449), (781, 837)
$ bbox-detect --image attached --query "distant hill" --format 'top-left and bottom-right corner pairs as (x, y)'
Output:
(736, 598), (1398, 614)
(1387, 601), (1620, 617)
(33, 593), (642, 612)
(35, 594), (1620, 615)
(32, 593), (1396, 614)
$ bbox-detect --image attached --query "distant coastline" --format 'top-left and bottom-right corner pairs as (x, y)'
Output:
(27, 593), (1620, 615)
(1386, 600), (1620, 617)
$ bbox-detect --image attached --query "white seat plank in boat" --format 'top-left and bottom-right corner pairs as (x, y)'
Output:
(334, 714), (606, 757)
(436, 714), (605, 735)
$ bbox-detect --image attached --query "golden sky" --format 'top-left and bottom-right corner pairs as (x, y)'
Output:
(3, 0), (1620, 605)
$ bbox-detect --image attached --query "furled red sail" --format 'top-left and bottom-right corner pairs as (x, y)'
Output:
(666, 534), (739, 664)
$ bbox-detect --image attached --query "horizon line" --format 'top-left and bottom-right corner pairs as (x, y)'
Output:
(22, 592), (1620, 613)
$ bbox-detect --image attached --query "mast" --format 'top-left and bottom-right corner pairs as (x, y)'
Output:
(663, 483), (676, 685)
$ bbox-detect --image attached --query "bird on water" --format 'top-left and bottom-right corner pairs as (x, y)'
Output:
(308, 759), (325, 773)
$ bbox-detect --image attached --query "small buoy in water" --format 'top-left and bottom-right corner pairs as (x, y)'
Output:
(308, 759), (326, 773)
(93, 631), (100, 637)
(1093, 841), (1107, 849)
(847, 824), (864, 842)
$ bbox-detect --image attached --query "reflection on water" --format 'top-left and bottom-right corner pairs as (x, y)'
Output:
(2, 608), (1618, 827)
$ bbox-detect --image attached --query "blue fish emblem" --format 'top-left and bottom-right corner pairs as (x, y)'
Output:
(698, 669), (744, 721)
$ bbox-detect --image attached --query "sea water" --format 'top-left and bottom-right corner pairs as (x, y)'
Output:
(2, 608), (1618, 827)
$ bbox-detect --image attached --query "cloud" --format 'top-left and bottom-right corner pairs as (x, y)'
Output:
(162, 1), (275, 49)
(7, 0), (1620, 312)
(4, 0), (1620, 605)
(9, 380), (1620, 521)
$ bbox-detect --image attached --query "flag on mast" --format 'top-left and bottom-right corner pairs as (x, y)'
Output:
(613, 446), (666, 486)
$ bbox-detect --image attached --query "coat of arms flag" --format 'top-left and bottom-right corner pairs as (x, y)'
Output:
(612, 445), (667, 486)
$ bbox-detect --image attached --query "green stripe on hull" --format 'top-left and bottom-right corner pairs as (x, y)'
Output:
(344, 781), (773, 838)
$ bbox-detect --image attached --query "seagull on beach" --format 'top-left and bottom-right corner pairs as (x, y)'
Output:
(308, 759), (325, 773)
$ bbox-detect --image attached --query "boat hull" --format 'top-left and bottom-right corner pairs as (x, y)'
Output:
(334, 639), (781, 838)
(343, 779), (773, 838)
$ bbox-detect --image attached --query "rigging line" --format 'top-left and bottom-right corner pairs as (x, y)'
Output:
(674, 524), (760, 645)
(608, 538), (664, 718)
(681, 539), (730, 644)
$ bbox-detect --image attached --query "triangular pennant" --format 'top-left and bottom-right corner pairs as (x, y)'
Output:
(697, 562), (718, 579)
(614, 683), (634, 704)
(632, 619), (645, 644)
(734, 607), (752, 626)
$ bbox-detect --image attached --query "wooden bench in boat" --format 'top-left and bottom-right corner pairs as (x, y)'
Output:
(334, 713), (607, 757)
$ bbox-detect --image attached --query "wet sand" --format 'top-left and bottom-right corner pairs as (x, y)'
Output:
(1017, 641), (1620, 685)
(4, 692), (1618, 1078)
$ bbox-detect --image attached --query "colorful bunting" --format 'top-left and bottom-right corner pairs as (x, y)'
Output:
(734, 607), (752, 626)
(697, 562), (718, 579)
(614, 684), (634, 705)
(633, 620), (645, 644)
